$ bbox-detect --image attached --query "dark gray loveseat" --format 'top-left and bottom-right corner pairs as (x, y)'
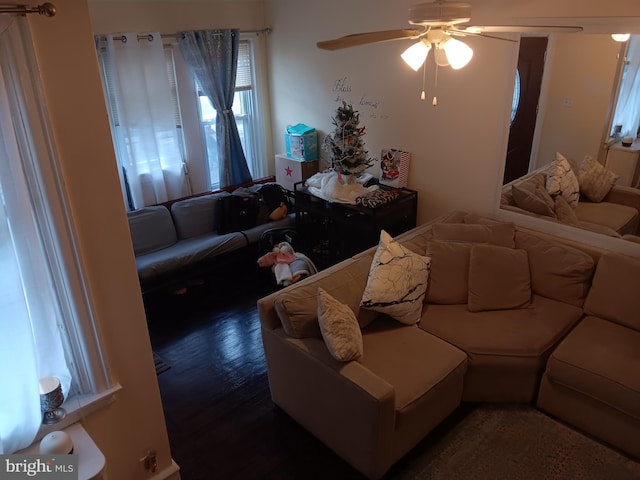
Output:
(127, 188), (293, 292)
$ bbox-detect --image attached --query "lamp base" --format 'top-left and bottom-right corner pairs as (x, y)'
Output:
(42, 407), (66, 425)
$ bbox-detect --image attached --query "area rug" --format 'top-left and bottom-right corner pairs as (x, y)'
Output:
(153, 352), (171, 375)
(395, 404), (640, 480)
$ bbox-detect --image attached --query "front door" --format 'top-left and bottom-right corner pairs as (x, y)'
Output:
(503, 36), (548, 184)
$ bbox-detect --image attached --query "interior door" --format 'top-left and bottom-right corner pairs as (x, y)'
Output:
(503, 36), (548, 184)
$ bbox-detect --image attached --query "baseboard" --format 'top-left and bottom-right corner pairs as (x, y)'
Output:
(149, 460), (180, 480)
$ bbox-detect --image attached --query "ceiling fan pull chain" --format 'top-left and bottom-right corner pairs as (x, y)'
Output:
(433, 62), (439, 106)
(420, 61), (427, 101)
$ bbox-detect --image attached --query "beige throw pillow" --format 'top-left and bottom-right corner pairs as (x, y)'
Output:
(317, 288), (363, 362)
(578, 155), (619, 202)
(361, 230), (430, 325)
(468, 244), (531, 312)
(546, 152), (580, 208)
(425, 240), (472, 304)
(512, 183), (557, 217)
(554, 195), (580, 226)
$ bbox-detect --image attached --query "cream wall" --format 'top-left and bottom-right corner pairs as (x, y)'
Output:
(534, 34), (620, 170)
(28, 1), (176, 479)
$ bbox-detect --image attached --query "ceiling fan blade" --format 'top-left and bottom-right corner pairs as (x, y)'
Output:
(464, 25), (584, 34)
(448, 27), (517, 43)
(317, 28), (424, 51)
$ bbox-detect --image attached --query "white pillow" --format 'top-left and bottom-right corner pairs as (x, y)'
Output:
(546, 152), (580, 208)
(361, 230), (430, 325)
(317, 288), (363, 362)
(578, 155), (618, 202)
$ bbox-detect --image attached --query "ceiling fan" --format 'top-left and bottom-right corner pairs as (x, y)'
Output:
(317, 1), (583, 103)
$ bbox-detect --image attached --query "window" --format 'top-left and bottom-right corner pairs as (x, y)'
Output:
(98, 34), (267, 205)
(1, 14), (110, 454)
(189, 39), (265, 190)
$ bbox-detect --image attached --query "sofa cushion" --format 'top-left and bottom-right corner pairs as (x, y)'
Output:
(424, 240), (472, 305)
(575, 201), (639, 236)
(584, 252), (640, 331)
(554, 195), (580, 226)
(127, 206), (177, 256)
(432, 222), (516, 248)
(578, 155), (619, 203)
(170, 192), (230, 239)
(546, 152), (580, 208)
(512, 182), (557, 218)
(361, 230), (430, 325)
(360, 317), (467, 411)
(135, 231), (246, 281)
(514, 231), (594, 307)
(545, 316), (640, 420)
(420, 295), (583, 360)
(274, 255), (378, 338)
(467, 244), (531, 312)
(317, 288), (363, 362)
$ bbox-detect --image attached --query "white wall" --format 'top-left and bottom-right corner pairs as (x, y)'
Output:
(534, 34), (620, 170)
(28, 2), (176, 478)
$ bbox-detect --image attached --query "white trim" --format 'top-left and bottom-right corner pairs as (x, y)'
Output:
(148, 461), (181, 480)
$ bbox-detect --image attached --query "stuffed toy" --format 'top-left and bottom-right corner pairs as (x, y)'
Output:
(257, 242), (298, 286)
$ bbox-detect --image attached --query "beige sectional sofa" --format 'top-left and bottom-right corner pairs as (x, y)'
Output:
(257, 211), (640, 479)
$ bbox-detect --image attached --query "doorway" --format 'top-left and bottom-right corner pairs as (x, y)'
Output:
(503, 36), (548, 184)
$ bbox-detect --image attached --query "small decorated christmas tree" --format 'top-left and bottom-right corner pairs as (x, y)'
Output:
(323, 101), (374, 177)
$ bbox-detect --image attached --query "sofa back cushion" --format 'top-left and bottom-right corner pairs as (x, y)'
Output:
(274, 255), (377, 338)
(127, 206), (177, 256)
(515, 231), (595, 307)
(170, 192), (230, 239)
(425, 240), (472, 304)
(432, 222), (516, 248)
(584, 252), (640, 331)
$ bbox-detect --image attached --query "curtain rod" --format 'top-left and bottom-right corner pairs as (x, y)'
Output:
(99, 28), (272, 43)
(0, 2), (56, 16)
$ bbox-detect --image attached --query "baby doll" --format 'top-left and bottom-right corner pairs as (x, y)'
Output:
(257, 242), (298, 286)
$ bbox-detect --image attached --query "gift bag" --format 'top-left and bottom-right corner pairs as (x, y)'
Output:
(380, 149), (410, 188)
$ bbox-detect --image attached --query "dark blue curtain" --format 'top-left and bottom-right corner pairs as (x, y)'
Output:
(179, 29), (252, 187)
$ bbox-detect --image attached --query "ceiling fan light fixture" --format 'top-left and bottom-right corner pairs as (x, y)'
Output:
(401, 39), (431, 71)
(444, 37), (473, 69)
(611, 33), (631, 42)
(434, 43), (450, 67)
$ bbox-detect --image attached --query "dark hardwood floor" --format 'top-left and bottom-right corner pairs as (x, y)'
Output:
(145, 261), (472, 480)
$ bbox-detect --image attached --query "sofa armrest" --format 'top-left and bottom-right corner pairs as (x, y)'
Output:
(261, 327), (395, 479)
(602, 185), (640, 212)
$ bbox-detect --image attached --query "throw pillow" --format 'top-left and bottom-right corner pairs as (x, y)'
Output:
(512, 183), (557, 217)
(361, 230), (430, 325)
(554, 195), (580, 226)
(546, 152), (580, 208)
(468, 244), (531, 312)
(317, 288), (363, 362)
(515, 231), (594, 307)
(432, 222), (516, 248)
(425, 240), (472, 304)
(578, 155), (619, 202)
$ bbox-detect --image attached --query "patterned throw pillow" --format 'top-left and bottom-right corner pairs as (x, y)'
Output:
(578, 155), (619, 202)
(546, 152), (580, 208)
(317, 288), (363, 362)
(361, 230), (430, 325)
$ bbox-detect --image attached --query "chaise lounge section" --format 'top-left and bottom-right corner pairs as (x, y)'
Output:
(258, 211), (640, 478)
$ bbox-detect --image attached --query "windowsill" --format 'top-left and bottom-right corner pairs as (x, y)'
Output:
(33, 382), (123, 444)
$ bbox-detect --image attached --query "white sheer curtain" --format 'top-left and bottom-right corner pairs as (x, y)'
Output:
(612, 36), (640, 139)
(98, 33), (187, 209)
(0, 14), (71, 453)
